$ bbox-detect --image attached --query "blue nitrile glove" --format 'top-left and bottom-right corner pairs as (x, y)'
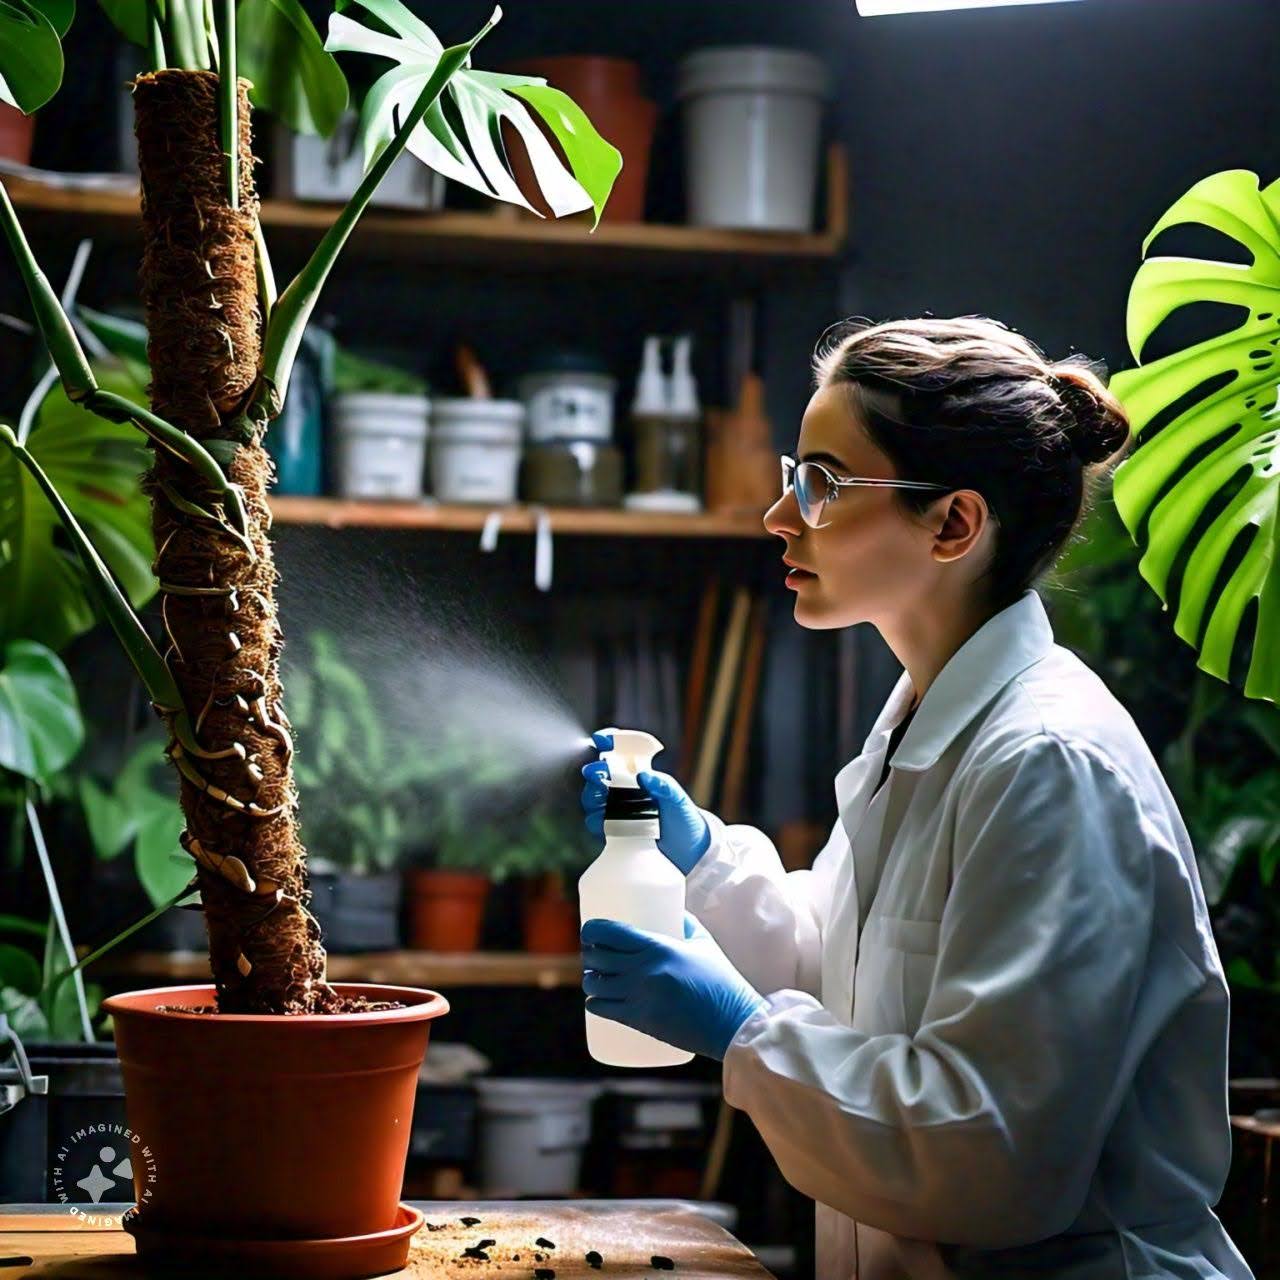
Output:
(580, 731), (711, 875)
(581, 912), (766, 1061)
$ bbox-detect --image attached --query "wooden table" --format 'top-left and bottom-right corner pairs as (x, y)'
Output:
(1, 1200), (775, 1278)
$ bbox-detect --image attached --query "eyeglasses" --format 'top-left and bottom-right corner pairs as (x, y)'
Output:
(780, 453), (951, 529)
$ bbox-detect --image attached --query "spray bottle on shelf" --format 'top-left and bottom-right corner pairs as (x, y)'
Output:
(625, 335), (703, 513)
(578, 728), (694, 1068)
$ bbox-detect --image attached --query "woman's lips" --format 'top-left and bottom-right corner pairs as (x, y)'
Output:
(784, 563), (817, 589)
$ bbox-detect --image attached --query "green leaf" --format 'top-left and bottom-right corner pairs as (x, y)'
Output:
(26, 0), (71, 38)
(238, 0), (347, 137)
(0, 639), (82, 781)
(75, 305), (149, 372)
(261, 11), (491, 412)
(0, 940), (39, 994)
(0, 912), (46, 938)
(0, 364), (156, 652)
(0, 984), (48, 1039)
(0, 0), (63, 112)
(78, 775), (136, 859)
(1261, 836), (1280, 887)
(133, 801), (188, 908)
(327, 2), (619, 228)
(46, 973), (98, 1040)
(1110, 170), (1280, 702)
(98, 0), (148, 45)
(497, 80), (622, 228)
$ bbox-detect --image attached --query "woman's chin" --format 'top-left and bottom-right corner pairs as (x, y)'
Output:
(791, 584), (866, 631)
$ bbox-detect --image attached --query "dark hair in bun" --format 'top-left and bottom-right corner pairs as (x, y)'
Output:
(812, 315), (1134, 610)
(1047, 362), (1132, 466)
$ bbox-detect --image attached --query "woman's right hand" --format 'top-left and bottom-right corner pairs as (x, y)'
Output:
(580, 732), (711, 876)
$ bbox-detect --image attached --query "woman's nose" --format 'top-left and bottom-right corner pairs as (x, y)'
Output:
(764, 489), (803, 538)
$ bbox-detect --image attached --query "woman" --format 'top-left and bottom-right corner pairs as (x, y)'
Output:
(580, 317), (1254, 1280)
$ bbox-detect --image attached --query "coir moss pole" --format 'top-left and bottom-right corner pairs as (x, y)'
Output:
(133, 70), (332, 1014)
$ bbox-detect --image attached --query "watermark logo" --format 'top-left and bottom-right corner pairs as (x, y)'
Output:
(50, 1123), (157, 1227)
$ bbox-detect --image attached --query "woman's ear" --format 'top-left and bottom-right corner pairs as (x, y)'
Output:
(930, 489), (990, 564)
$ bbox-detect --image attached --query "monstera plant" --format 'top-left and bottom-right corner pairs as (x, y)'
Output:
(1109, 170), (1280, 1018)
(1110, 170), (1280, 702)
(0, 0), (620, 1019)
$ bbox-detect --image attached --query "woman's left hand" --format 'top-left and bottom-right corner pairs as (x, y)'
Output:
(581, 912), (766, 1061)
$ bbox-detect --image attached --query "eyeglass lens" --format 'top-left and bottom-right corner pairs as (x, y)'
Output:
(782, 457), (830, 528)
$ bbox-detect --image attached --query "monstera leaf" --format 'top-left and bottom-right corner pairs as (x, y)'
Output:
(1110, 170), (1280, 702)
(0, 639), (82, 782)
(326, 0), (621, 228)
(0, 364), (156, 652)
(0, 0), (64, 112)
(237, 0), (348, 136)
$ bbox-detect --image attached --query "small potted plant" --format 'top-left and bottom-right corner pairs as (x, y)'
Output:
(404, 738), (522, 952)
(510, 808), (595, 954)
(287, 630), (438, 952)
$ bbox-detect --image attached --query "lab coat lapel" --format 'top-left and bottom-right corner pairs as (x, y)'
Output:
(825, 672), (914, 1018)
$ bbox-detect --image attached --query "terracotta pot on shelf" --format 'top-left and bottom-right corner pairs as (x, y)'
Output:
(522, 872), (581, 954)
(103, 983), (448, 1276)
(0, 103), (34, 166)
(500, 55), (658, 224)
(405, 868), (490, 951)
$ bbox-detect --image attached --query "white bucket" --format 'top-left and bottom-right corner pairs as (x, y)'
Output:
(676, 46), (829, 233)
(429, 399), (524, 504)
(475, 1078), (603, 1195)
(331, 392), (430, 500)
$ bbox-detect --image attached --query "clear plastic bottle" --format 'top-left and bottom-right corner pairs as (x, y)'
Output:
(578, 729), (694, 1068)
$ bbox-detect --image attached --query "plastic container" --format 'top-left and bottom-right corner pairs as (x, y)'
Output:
(331, 392), (429, 500)
(475, 1078), (603, 1195)
(585, 1079), (721, 1198)
(631, 414), (702, 506)
(518, 355), (617, 443)
(578, 729), (693, 1069)
(676, 47), (829, 232)
(429, 399), (524, 504)
(523, 440), (624, 506)
(275, 113), (445, 212)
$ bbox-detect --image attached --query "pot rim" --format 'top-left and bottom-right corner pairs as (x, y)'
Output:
(102, 982), (449, 1026)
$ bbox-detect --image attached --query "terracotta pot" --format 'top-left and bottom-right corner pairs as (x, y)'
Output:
(102, 983), (448, 1268)
(522, 874), (581, 954)
(405, 869), (490, 951)
(501, 55), (657, 224)
(0, 103), (34, 166)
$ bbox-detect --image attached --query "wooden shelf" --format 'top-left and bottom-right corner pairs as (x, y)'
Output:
(269, 495), (772, 540)
(92, 950), (581, 989)
(3, 144), (847, 275)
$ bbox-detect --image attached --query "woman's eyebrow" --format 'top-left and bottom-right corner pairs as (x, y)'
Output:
(800, 449), (851, 472)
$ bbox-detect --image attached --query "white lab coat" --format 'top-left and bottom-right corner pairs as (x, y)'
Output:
(687, 589), (1254, 1280)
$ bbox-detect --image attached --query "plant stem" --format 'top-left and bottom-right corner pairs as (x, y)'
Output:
(26, 796), (93, 1042)
(167, 0), (211, 70)
(257, 7), (503, 418)
(253, 217), (275, 324)
(146, 0), (166, 70)
(42, 885), (200, 1007)
(0, 183), (95, 401)
(215, 0), (237, 209)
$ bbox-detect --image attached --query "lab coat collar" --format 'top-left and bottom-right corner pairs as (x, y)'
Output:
(882, 588), (1056, 772)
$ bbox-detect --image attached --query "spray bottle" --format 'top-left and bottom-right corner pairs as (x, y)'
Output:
(578, 728), (694, 1068)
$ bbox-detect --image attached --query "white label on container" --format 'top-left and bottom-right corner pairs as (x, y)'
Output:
(633, 1100), (702, 1130)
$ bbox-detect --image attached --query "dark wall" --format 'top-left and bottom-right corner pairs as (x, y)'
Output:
(833, 0), (1280, 370)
